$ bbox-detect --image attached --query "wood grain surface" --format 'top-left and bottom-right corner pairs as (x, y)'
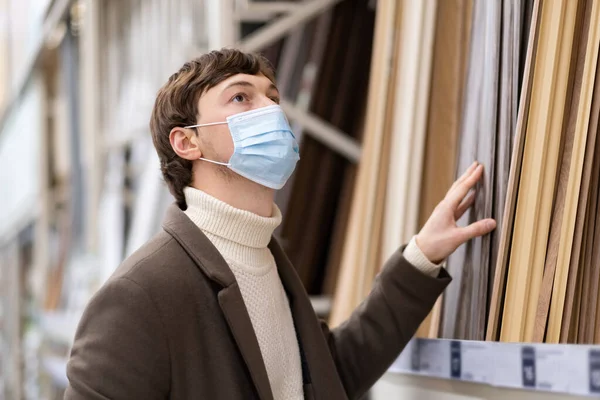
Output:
(548, 0), (600, 343)
(487, 0), (542, 341)
(532, 0), (590, 342)
(501, 0), (578, 342)
(329, 0), (398, 327)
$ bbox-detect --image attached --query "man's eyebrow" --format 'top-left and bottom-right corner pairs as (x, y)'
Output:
(268, 83), (280, 94)
(221, 80), (280, 94)
(222, 81), (254, 92)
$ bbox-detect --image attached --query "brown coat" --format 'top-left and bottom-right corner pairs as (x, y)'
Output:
(65, 204), (450, 400)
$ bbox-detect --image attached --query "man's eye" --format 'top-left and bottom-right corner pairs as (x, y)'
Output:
(232, 93), (247, 103)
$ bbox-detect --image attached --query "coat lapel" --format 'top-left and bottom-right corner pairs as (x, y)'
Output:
(218, 284), (274, 400)
(269, 238), (348, 399)
(162, 204), (274, 400)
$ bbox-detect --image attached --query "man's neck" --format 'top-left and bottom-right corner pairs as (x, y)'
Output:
(190, 175), (275, 218)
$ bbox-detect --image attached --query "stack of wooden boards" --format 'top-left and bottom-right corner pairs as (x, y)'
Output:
(327, 0), (441, 326)
(441, 0), (533, 341)
(272, 0), (375, 296)
(267, 0), (600, 344)
(491, 0), (600, 344)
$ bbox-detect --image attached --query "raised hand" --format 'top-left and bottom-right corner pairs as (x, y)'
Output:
(415, 161), (497, 264)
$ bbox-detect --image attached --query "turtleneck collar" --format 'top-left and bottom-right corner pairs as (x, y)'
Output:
(183, 186), (281, 249)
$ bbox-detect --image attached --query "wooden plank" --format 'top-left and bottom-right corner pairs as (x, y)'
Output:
(413, 0), (460, 337)
(353, 1), (399, 303)
(595, 177), (600, 344)
(418, 0), (472, 230)
(301, 2), (374, 294)
(278, 12), (333, 274)
(564, 57), (600, 344)
(400, 0), (439, 245)
(587, 145), (600, 343)
(421, 0), (473, 338)
(469, 0), (501, 341)
(525, 0), (582, 342)
(577, 183), (595, 342)
(380, 0), (438, 262)
(577, 192), (591, 342)
(444, 0), (501, 340)
(278, 19), (335, 290)
(577, 51), (600, 344)
(424, 297), (442, 338)
(547, 0), (600, 343)
(577, 191), (591, 343)
(442, 0), (485, 339)
(322, 164), (357, 295)
(578, 102), (600, 342)
(280, 2), (374, 294)
(532, 0), (590, 342)
(329, 0), (398, 327)
(570, 153), (599, 344)
(560, 52), (600, 343)
(570, 212), (588, 342)
(500, 0), (578, 342)
(570, 153), (597, 344)
(358, 24), (399, 299)
(319, 10), (365, 294)
(492, 0), (525, 313)
(562, 26), (600, 346)
(486, 0), (542, 341)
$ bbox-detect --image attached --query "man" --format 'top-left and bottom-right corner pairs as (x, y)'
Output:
(65, 49), (496, 400)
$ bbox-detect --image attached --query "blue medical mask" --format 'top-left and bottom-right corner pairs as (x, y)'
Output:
(184, 105), (300, 189)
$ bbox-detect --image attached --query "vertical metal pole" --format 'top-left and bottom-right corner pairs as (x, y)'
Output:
(207, 0), (238, 49)
(63, 18), (84, 248)
(79, 0), (101, 252)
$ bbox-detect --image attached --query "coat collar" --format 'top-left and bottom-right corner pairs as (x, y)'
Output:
(268, 237), (348, 398)
(162, 204), (273, 400)
(162, 203), (237, 287)
(162, 203), (347, 400)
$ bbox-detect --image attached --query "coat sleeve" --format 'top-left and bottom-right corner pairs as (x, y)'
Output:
(320, 247), (451, 399)
(65, 277), (170, 400)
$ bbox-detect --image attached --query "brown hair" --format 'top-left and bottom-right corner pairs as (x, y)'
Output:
(150, 49), (276, 209)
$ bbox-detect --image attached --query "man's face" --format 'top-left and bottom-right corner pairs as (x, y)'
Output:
(193, 73), (280, 164)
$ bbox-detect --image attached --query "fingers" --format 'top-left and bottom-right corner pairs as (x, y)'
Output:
(454, 190), (476, 220)
(447, 164), (484, 208)
(457, 218), (497, 242)
(448, 161), (479, 193)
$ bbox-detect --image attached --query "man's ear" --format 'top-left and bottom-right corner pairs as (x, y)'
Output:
(169, 127), (202, 160)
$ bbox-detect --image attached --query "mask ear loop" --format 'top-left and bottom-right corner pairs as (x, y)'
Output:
(182, 121), (231, 166)
(184, 121), (226, 128)
(198, 158), (229, 166)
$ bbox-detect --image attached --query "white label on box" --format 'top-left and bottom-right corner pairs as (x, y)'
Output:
(565, 345), (592, 396)
(535, 344), (569, 392)
(491, 343), (523, 389)
(417, 339), (450, 378)
(461, 341), (492, 383)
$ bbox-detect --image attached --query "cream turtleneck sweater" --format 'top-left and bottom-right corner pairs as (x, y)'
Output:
(184, 187), (304, 400)
(183, 187), (441, 400)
